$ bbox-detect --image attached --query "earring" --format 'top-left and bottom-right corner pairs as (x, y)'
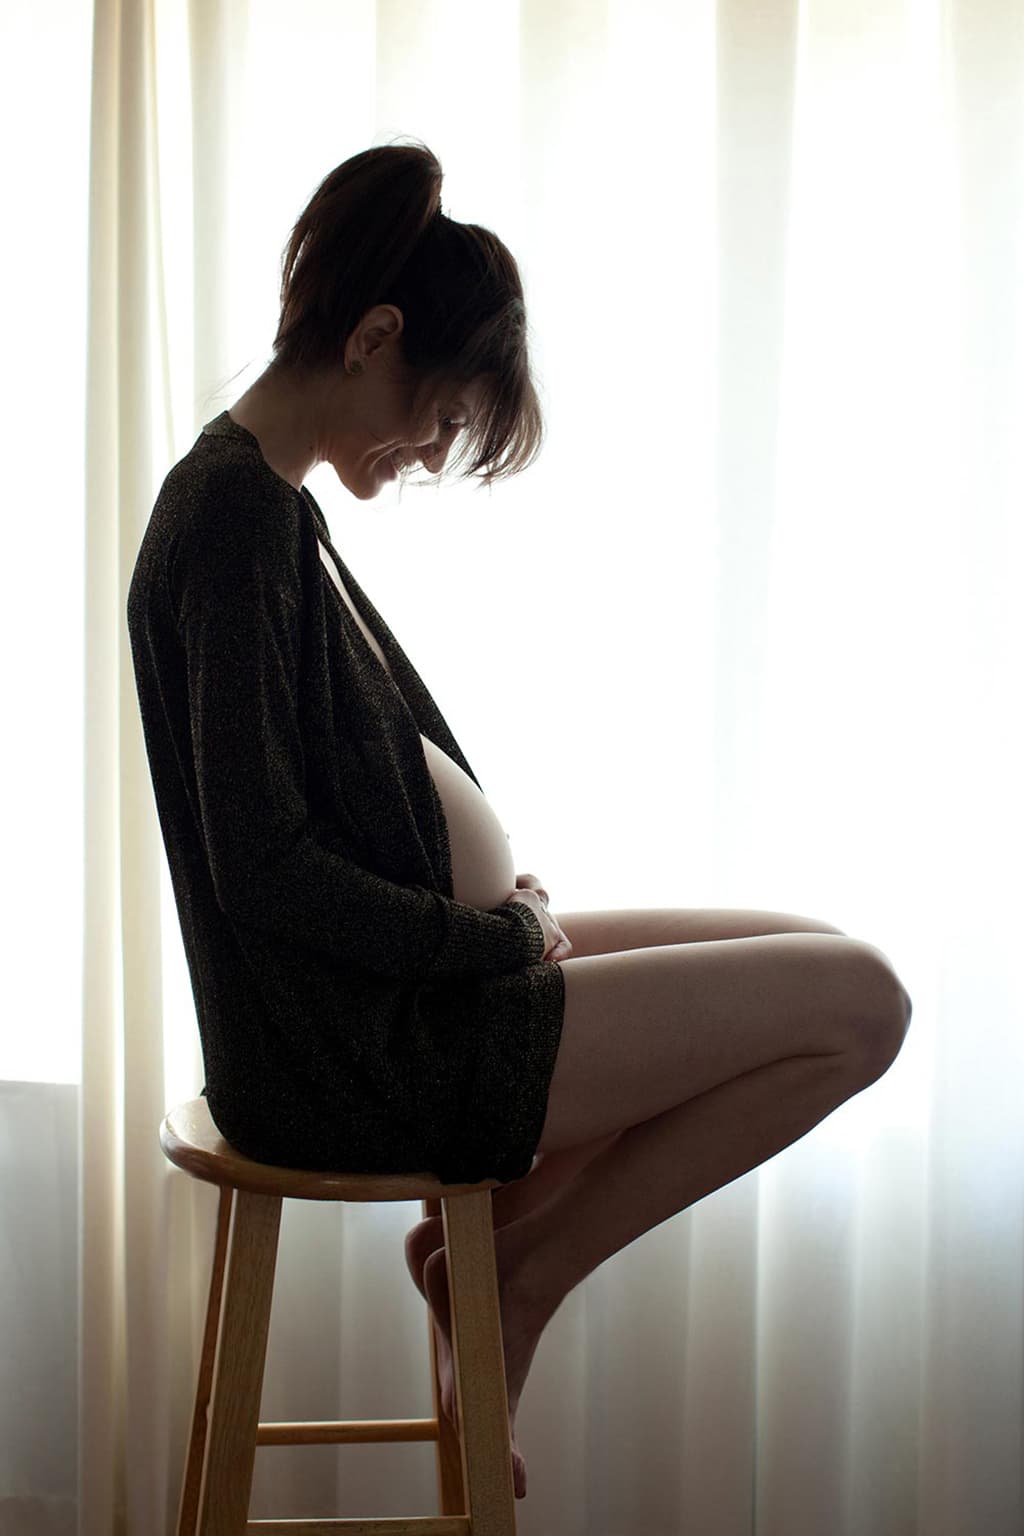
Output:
(347, 360), (364, 376)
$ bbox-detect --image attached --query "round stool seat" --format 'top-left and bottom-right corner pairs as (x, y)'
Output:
(160, 1096), (503, 1203)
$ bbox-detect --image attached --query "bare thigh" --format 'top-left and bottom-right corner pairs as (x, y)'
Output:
(535, 933), (910, 1155)
(556, 906), (846, 954)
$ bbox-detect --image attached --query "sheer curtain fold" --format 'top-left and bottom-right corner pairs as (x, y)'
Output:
(6, 0), (1012, 1532)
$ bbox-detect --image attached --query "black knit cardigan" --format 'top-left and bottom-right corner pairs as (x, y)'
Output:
(126, 412), (565, 1185)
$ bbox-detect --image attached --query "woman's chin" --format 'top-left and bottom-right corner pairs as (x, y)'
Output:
(334, 464), (384, 501)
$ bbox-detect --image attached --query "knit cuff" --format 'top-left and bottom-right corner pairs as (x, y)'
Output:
(491, 898), (547, 962)
(424, 893), (547, 977)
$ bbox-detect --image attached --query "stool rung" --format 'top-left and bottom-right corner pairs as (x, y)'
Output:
(257, 1418), (439, 1446)
(246, 1519), (469, 1534)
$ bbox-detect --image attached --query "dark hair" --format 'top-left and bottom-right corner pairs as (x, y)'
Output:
(269, 138), (544, 489)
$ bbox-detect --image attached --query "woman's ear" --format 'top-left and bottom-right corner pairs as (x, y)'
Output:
(356, 303), (405, 356)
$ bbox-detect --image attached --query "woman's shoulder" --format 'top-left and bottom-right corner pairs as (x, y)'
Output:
(160, 426), (306, 542)
(151, 430), (312, 607)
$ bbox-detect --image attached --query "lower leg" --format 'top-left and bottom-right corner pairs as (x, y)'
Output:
(499, 1049), (876, 1321)
(407, 1132), (622, 1290)
(415, 1131), (622, 1248)
(489, 1131), (623, 1229)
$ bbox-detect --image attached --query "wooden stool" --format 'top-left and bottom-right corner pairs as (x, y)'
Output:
(160, 1096), (518, 1535)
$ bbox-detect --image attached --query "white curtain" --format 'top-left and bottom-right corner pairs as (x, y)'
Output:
(2, 0), (1021, 1531)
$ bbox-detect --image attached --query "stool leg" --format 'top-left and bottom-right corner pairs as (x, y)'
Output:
(423, 1195), (467, 1516)
(442, 1191), (517, 1534)
(177, 1186), (234, 1536)
(198, 1190), (282, 1536)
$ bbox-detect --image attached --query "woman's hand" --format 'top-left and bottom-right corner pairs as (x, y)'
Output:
(512, 873), (573, 962)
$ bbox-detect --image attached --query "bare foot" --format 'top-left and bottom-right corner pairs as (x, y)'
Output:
(406, 1217), (548, 1500)
(404, 1214), (445, 1303)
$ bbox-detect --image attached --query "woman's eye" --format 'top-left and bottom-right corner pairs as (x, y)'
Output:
(439, 414), (461, 434)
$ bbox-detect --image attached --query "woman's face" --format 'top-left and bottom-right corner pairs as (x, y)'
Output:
(332, 308), (489, 499)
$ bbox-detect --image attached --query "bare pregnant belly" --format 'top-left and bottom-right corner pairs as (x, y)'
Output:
(419, 734), (517, 911)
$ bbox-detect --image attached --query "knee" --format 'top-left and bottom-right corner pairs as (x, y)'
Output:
(854, 950), (913, 1074)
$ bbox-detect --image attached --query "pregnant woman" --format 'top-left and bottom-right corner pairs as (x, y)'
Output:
(127, 141), (913, 1501)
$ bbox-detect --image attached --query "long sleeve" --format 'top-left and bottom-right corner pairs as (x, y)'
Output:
(171, 487), (546, 981)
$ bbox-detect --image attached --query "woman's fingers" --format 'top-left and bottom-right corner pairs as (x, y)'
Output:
(516, 872), (550, 907)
